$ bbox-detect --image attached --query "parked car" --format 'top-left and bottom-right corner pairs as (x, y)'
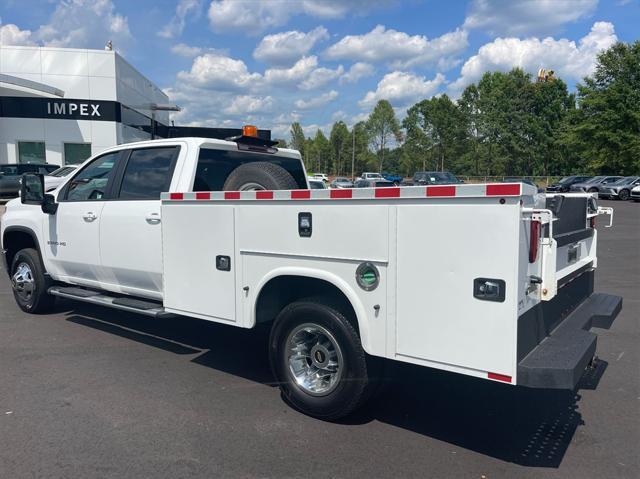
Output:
(382, 172), (403, 185)
(330, 177), (353, 189)
(546, 175), (592, 193)
(631, 184), (640, 202)
(409, 171), (462, 186)
(0, 164), (59, 198)
(570, 176), (623, 193)
(309, 173), (328, 182)
(44, 165), (79, 192)
(353, 179), (395, 188)
(308, 179), (327, 189)
(598, 176), (640, 201)
(503, 177), (544, 193)
(357, 172), (385, 181)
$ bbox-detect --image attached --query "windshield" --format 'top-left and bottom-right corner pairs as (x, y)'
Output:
(611, 176), (638, 185)
(584, 176), (605, 184)
(558, 176), (575, 184)
(413, 172), (457, 184)
(49, 167), (74, 177)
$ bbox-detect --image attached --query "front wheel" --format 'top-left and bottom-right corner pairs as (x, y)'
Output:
(269, 299), (373, 420)
(10, 248), (55, 313)
(588, 187), (598, 193)
(618, 189), (630, 201)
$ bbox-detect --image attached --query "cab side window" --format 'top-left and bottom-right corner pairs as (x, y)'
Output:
(117, 147), (178, 200)
(65, 152), (119, 201)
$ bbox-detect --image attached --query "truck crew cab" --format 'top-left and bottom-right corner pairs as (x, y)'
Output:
(1, 131), (622, 420)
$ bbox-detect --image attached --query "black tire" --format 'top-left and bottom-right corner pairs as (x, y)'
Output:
(588, 187), (598, 193)
(10, 248), (55, 314)
(269, 299), (373, 420)
(223, 162), (298, 191)
(618, 189), (630, 201)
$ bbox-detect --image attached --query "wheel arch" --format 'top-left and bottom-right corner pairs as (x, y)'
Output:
(251, 268), (372, 353)
(2, 226), (44, 274)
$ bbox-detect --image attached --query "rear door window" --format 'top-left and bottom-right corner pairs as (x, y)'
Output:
(117, 147), (179, 200)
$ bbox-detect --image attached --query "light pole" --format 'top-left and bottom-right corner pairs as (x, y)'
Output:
(149, 103), (181, 139)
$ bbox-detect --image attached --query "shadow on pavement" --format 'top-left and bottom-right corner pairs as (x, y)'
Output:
(63, 300), (606, 468)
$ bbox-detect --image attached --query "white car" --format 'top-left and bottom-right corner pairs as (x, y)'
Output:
(2, 135), (621, 420)
(631, 184), (640, 202)
(44, 165), (78, 192)
(357, 172), (385, 181)
(310, 173), (328, 182)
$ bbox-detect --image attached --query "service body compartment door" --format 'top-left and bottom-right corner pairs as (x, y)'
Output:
(395, 202), (520, 376)
(161, 203), (236, 322)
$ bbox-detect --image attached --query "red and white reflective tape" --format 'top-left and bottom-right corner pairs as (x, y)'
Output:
(161, 183), (525, 202)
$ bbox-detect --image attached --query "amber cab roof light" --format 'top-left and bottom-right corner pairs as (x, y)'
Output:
(226, 125), (279, 153)
(242, 125), (258, 137)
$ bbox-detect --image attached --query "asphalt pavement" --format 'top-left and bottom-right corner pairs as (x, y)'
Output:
(0, 200), (638, 478)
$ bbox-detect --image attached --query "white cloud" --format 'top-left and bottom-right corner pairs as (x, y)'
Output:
(208, 0), (393, 34)
(449, 21), (617, 93)
(325, 25), (468, 69)
(254, 26), (329, 65)
(159, 0), (202, 39)
(464, 0), (598, 36)
(0, 22), (35, 46)
(340, 62), (375, 83)
(359, 71), (446, 108)
(299, 65), (344, 90)
(34, 0), (131, 49)
(264, 56), (318, 85)
(177, 52), (262, 91)
(224, 95), (274, 115)
(295, 90), (338, 109)
(171, 43), (203, 57)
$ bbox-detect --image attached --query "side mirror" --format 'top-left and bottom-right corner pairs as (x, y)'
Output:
(21, 173), (45, 205)
(20, 173), (58, 214)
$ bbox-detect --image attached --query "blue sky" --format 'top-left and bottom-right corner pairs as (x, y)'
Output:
(1, 0), (638, 139)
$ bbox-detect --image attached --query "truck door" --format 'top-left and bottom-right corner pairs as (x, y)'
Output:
(44, 152), (120, 284)
(99, 146), (180, 299)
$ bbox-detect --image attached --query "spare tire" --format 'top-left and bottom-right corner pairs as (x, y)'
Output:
(223, 162), (298, 191)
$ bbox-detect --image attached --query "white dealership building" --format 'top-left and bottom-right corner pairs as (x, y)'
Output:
(0, 45), (172, 166)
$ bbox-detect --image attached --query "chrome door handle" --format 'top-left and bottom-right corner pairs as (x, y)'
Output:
(83, 212), (97, 222)
(145, 213), (161, 224)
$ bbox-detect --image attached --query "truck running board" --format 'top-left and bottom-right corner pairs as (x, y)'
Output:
(48, 286), (172, 318)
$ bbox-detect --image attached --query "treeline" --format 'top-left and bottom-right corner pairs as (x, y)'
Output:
(283, 41), (639, 177)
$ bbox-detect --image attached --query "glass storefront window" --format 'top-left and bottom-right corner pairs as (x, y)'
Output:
(18, 142), (46, 164)
(64, 143), (92, 165)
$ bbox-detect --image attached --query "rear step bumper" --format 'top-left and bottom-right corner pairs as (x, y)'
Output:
(48, 286), (172, 318)
(517, 293), (622, 389)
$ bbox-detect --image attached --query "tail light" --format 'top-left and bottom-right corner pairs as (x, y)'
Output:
(529, 220), (540, 263)
(590, 216), (596, 228)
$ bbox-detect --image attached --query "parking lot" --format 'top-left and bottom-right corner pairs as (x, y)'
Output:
(0, 200), (638, 479)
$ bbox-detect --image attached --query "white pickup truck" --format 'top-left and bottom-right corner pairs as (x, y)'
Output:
(1, 134), (622, 420)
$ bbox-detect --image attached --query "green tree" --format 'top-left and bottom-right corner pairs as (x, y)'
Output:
(365, 100), (402, 172)
(289, 122), (306, 160)
(329, 121), (350, 175)
(308, 129), (331, 173)
(562, 41), (640, 174)
(404, 94), (465, 173)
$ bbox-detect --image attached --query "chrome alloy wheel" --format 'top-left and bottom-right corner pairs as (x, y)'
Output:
(12, 262), (35, 303)
(286, 323), (344, 396)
